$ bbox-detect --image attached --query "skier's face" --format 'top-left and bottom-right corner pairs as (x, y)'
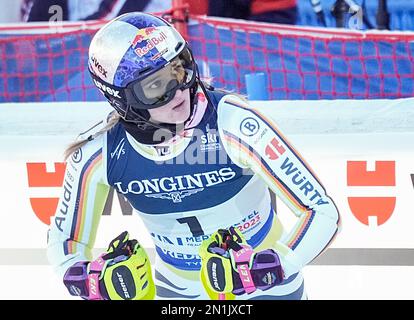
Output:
(130, 50), (196, 110)
(147, 88), (191, 124)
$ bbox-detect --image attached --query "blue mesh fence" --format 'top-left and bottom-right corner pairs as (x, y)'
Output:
(0, 17), (413, 102)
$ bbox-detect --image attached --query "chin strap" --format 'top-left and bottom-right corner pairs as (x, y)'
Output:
(120, 119), (184, 145)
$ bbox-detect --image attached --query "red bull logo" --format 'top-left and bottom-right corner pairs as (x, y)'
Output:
(131, 27), (158, 46)
(145, 26), (157, 35)
(131, 27), (168, 57)
(131, 31), (146, 47)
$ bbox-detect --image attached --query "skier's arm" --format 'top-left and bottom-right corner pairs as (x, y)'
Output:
(46, 135), (110, 279)
(218, 95), (341, 279)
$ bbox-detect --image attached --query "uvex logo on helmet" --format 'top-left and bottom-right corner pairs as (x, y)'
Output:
(93, 79), (121, 99)
(91, 56), (108, 78)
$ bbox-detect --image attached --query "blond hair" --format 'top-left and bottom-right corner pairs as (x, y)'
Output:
(63, 112), (121, 160)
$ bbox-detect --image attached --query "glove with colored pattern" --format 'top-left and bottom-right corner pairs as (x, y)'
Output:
(199, 227), (284, 298)
(63, 231), (155, 300)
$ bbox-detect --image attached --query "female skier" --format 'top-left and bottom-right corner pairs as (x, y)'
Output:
(47, 12), (340, 300)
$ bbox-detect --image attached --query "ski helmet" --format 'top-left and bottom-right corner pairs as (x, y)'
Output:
(88, 12), (197, 123)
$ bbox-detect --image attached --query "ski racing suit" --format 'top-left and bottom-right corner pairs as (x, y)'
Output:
(47, 87), (340, 300)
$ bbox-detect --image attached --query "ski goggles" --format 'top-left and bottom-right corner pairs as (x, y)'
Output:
(127, 48), (197, 110)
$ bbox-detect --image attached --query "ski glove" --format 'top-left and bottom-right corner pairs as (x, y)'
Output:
(199, 227), (284, 298)
(63, 231), (155, 300)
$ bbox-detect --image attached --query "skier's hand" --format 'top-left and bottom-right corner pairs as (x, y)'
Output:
(199, 227), (285, 298)
(63, 231), (155, 300)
